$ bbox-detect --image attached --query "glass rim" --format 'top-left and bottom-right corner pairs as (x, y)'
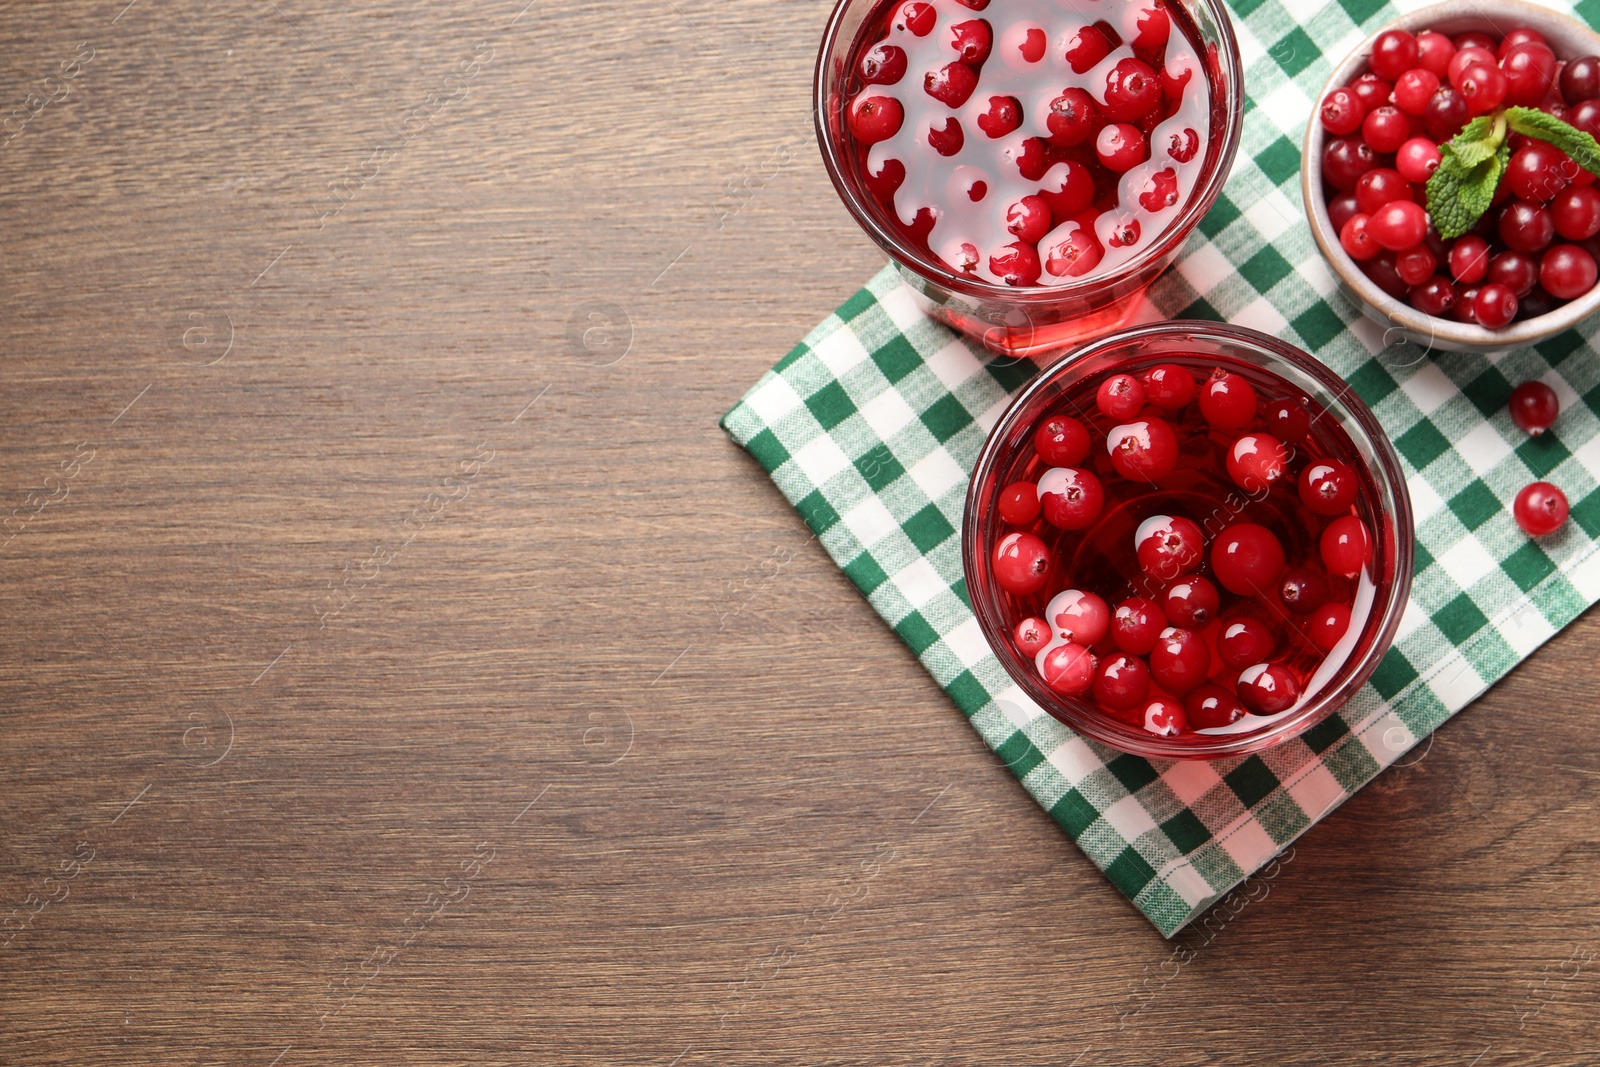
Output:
(961, 320), (1417, 760)
(812, 0), (1247, 303)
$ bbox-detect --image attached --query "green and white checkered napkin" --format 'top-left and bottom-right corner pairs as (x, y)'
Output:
(722, 0), (1600, 935)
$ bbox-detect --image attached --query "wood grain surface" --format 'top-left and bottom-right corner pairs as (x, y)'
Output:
(4, 1), (1600, 1063)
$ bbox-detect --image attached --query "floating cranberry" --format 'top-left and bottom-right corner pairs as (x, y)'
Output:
(860, 42), (908, 85)
(1001, 22), (1048, 66)
(1163, 575), (1219, 627)
(924, 61), (979, 107)
(948, 18), (993, 63)
(1514, 481), (1569, 535)
(1048, 588), (1110, 645)
(1096, 122), (1148, 171)
(1097, 373), (1147, 420)
(1299, 460), (1357, 516)
(1046, 88), (1098, 146)
(1037, 160), (1096, 218)
(1035, 414), (1090, 467)
(1015, 616), (1052, 656)
(1139, 168), (1180, 212)
(1103, 57), (1162, 121)
(1199, 368), (1257, 429)
(849, 94), (904, 144)
(1320, 516), (1372, 577)
(1185, 683), (1245, 728)
(991, 241), (1042, 286)
(1237, 663), (1301, 715)
(1135, 513), (1204, 580)
(1509, 380), (1559, 435)
(1111, 597), (1167, 655)
(977, 95), (1023, 138)
(1143, 697), (1188, 737)
(1226, 432), (1287, 491)
(1040, 642), (1097, 695)
(1150, 626), (1209, 694)
(1142, 363), (1196, 410)
(1307, 602), (1352, 653)
(1005, 195), (1051, 243)
(1107, 417), (1179, 480)
(1044, 225), (1104, 279)
(1218, 616), (1275, 670)
(1064, 23), (1113, 73)
(994, 531), (1051, 594)
(998, 481), (1041, 524)
(1211, 523), (1286, 595)
(1166, 127), (1199, 163)
(1094, 653), (1152, 710)
(1038, 466), (1106, 530)
(1265, 398), (1311, 441)
(926, 116), (965, 156)
(1278, 566), (1330, 615)
(895, 1), (936, 36)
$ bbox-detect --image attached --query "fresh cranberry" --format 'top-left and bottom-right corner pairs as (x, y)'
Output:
(1000, 22), (1048, 66)
(1553, 186), (1600, 241)
(926, 116), (964, 156)
(1355, 168), (1412, 215)
(1348, 72), (1392, 112)
(1501, 200), (1557, 254)
(860, 42), (908, 85)
(1562, 56), (1600, 101)
(1411, 275), (1457, 316)
(1097, 373), (1146, 420)
(1211, 523), (1286, 595)
(1454, 285), (1482, 323)
(1396, 246), (1437, 287)
(1102, 57), (1162, 121)
(977, 95), (1023, 138)
(1501, 41), (1558, 106)
(864, 156), (906, 200)
(998, 481), (1041, 524)
(1046, 88), (1098, 146)
(1518, 286), (1558, 319)
(1038, 466), (1105, 530)
(1299, 460), (1357, 516)
(1278, 566), (1330, 615)
(1043, 224), (1104, 279)
(1320, 516), (1372, 577)
(1035, 415), (1089, 467)
(1474, 283), (1519, 328)
(1093, 653), (1151, 710)
(1395, 137), (1442, 184)
(947, 18), (992, 63)
(1185, 683), (1245, 728)
(1425, 85), (1469, 141)
(1328, 192), (1361, 233)
(1340, 214), (1381, 261)
(1015, 616), (1052, 656)
(1096, 123), (1147, 172)
(1448, 45), (1498, 88)
(1540, 244), (1599, 299)
(1150, 626), (1209, 694)
(1393, 69), (1440, 114)
(1307, 602), (1352, 653)
(849, 94), (904, 144)
(1237, 663), (1301, 715)
(1507, 141), (1574, 204)
(1107, 417), (1179, 481)
(1320, 86), (1366, 135)
(1488, 251), (1538, 297)
(1459, 62), (1508, 112)
(1165, 127), (1199, 163)
(895, 1), (936, 36)
(1037, 160), (1096, 219)
(1322, 137), (1377, 192)
(1226, 432), (1287, 491)
(1010, 135), (1052, 181)
(923, 61), (979, 107)
(1135, 513), (1205, 580)
(1573, 99), (1600, 140)
(1048, 588), (1110, 645)
(1369, 29), (1418, 81)
(1366, 200), (1429, 251)
(1449, 234), (1491, 283)
(1218, 616), (1276, 670)
(1143, 697), (1188, 737)
(1112, 597), (1167, 655)
(1362, 253), (1411, 298)
(1265, 398), (1311, 441)
(1199, 368), (1257, 429)
(1498, 27), (1547, 56)
(1040, 642), (1097, 695)
(1509, 380), (1560, 435)
(1005, 195), (1051, 243)
(1064, 23), (1113, 73)
(1139, 168), (1180, 212)
(994, 531), (1051, 594)
(1141, 364), (1196, 410)
(1514, 481), (1570, 535)
(1163, 575), (1219, 627)
(1416, 31), (1455, 78)
(1124, 0), (1171, 51)
(1361, 105), (1411, 153)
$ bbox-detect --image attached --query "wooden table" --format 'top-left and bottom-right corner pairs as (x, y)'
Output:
(4, 2), (1600, 1063)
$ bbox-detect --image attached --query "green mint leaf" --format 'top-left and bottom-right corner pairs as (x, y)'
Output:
(1426, 142), (1506, 239)
(1505, 105), (1600, 176)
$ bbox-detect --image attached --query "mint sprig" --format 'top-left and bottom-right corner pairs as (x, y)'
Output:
(1425, 107), (1600, 239)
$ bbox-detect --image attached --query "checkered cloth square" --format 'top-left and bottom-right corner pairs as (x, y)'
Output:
(721, 0), (1600, 935)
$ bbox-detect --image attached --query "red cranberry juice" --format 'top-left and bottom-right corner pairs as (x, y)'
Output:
(842, 0), (1216, 287)
(989, 355), (1383, 738)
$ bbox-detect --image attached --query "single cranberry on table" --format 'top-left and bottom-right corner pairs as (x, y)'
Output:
(1514, 481), (1570, 535)
(1508, 380), (1559, 435)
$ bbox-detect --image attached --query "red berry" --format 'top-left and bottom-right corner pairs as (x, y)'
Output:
(1278, 566), (1330, 615)
(1509, 380), (1560, 435)
(1185, 684), (1245, 729)
(977, 94), (1023, 138)
(1299, 460), (1357, 516)
(1473, 282), (1519, 328)
(1498, 27), (1547, 57)
(1396, 246), (1437, 287)
(1488, 250), (1538, 297)
(1449, 234), (1490, 283)
(1500, 200), (1556, 253)
(895, 1), (936, 36)
(1396, 137), (1442, 184)
(1320, 516), (1372, 577)
(1040, 642), (1097, 696)
(1218, 616), (1275, 670)
(1043, 223), (1103, 279)
(1005, 195), (1051, 243)
(1393, 69), (1440, 114)
(994, 531), (1051, 594)
(1236, 662), (1301, 715)
(1112, 597), (1167, 655)
(1163, 575), (1219, 627)
(1448, 46), (1497, 88)
(1047, 588), (1110, 645)
(1514, 481), (1569, 535)
(1265, 398), (1312, 441)
(1425, 85), (1469, 141)
(1138, 168), (1180, 212)
(1355, 168), (1413, 215)
(1411, 274), (1458, 316)
(1226, 432), (1287, 491)
(1307, 602), (1352, 653)
(1211, 523), (1286, 595)
(1553, 186), (1600, 241)
(1046, 88), (1098, 146)
(1097, 373), (1146, 420)
(1035, 415), (1089, 467)
(947, 18), (992, 63)
(849, 94), (904, 144)
(1562, 55), (1600, 101)
(1150, 626), (1210, 694)
(1135, 514), (1205, 580)
(1540, 244), (1599, 299)
(1507, 141), (1574, 204)
(1096, 122), (1147, 171)
(1143, 697), (1188, 737)
(1323, 136), (1377, 191)
(1367, 200), (1429, 251)
(1000, 22), (1048, 66)
(1103, 57), (1162, 121)
(1165, 127), (1199, 163)
(860, 42), (908, 85)
(1038, 466), (1105, 530)
(990, 241), (1042, 286)
(1320, 87), (1366, 135)
(1501, 41), (1558, 106)
(1199, 369), (1258, 429)
(1107, 417), (1179, 481)
(998, 481), (1041, 525)
(1348, 72), (1391, 112)
(1340, 213), (1381, 261)
(1015, 616), (1051, 656)
(926, 116), (964, 156)
(1361, 105), (1411, 153)
(1142, 364), (1196, 410)
(1328, 192), (1361, 233)
(1064, 23), (1113, 73)
(1416, 31), (1455, 78)
(1037, 160), (1095, 218)
(1094, 653), (1151, 710)
(923, 61), (979, 107)
(1370, 29), (1418, 82)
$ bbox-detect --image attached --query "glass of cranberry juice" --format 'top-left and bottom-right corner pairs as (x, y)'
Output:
(816, 0), (1243, 360)
(963, 322), (1414, 759)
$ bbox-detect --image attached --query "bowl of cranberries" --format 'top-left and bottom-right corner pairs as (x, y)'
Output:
(1306, 0), (1600, 353)
(963, 321), (1414, 759)
(816, 0), (1244, 358)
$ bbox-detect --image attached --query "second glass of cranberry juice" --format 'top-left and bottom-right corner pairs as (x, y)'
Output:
(815, 0), (1243, 358)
